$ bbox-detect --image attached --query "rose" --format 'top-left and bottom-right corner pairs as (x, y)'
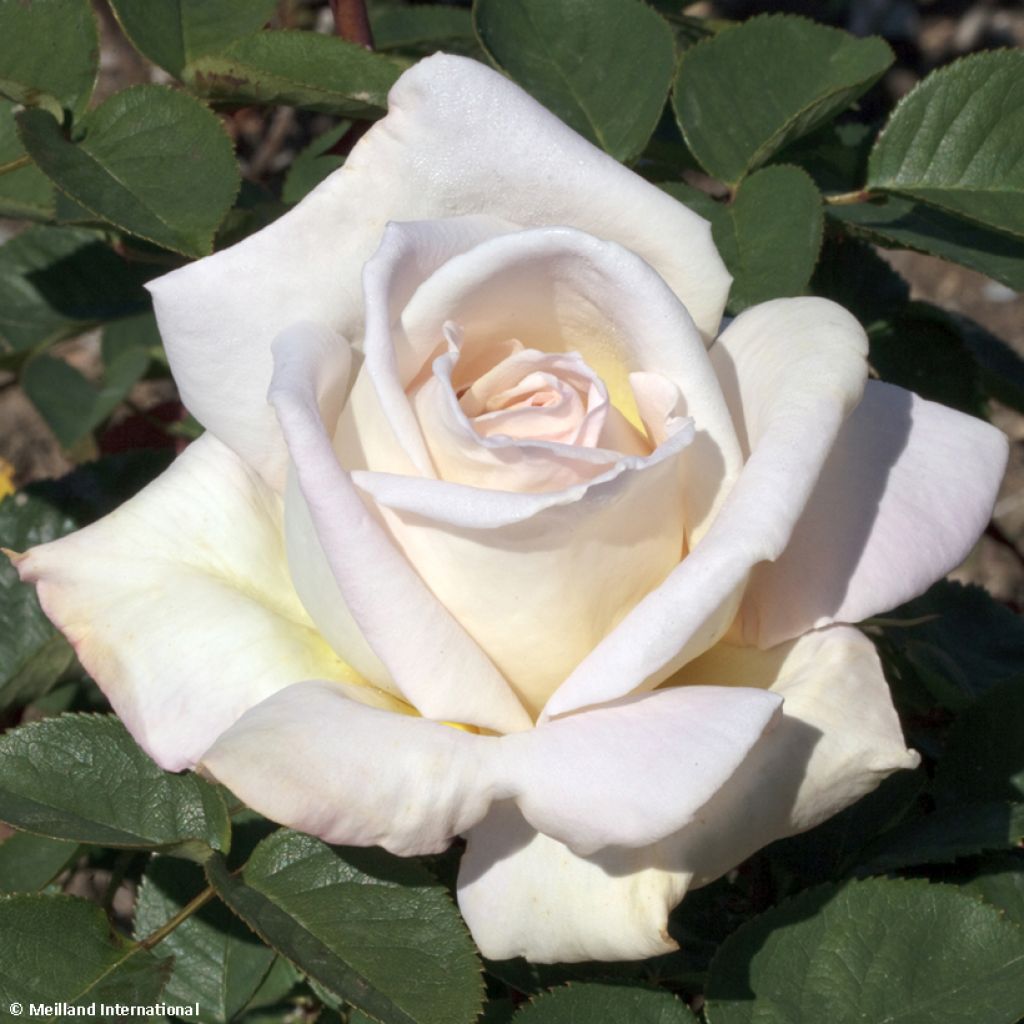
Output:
(13, 54), (1007, 963)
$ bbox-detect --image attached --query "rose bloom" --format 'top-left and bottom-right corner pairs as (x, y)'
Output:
(14, 56), (1007, 962)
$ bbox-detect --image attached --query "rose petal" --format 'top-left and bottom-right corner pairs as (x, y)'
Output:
(269, 321), (533, 734)
(542, 297), (869, 719)
(398, 225), (742, 535)
(199, 677), (780, 856)
(458, 625), (917, 963)
(457, 802), (689, 962)
(663, 624), (919, 884)
(10, 434), (401, 771)
(736, 381), (1009, 646)
(354, 428), (692, 717)
(148, 55), (729, 490)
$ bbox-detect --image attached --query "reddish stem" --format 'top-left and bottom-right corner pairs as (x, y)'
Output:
(329, 0), (374, 49)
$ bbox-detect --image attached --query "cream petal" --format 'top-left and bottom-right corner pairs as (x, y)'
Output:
(357, 216), (514, 477)
(269, 322), (533, 734)
(541, 297), (869, 720)
(199, 678), (780, 857)
(148, 54), (729, 489)
(736, 382), (1009, 647)
(354, 425), (692, 717)
(399, 225), (742, 538)
(457, 803), (690, 963)
(665, 625), (919, 884)
(10, 434), (398, 772)
(459, 625), (917, 963)
(200, 680), (492, 856)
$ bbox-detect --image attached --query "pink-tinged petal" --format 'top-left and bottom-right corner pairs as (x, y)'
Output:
(399, 225), (742, 536)
(542, 298), (870, 720)
(148, 55), (729, 489)
(199, 678), (780, 857)
(410, 339), (624, 494)
(736, 382), (1009, 647)
(665, 625), (919, 884)
(11, 435), (401, 772)
(269, 322), (533, 734)
(458, 803), (690, 963)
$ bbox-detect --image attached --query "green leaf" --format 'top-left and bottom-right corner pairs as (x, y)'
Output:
(0, 894), (172, 1016)
(134, 857), (276, 1023)
(766, 767), (925, 889)
(474, 0), (676, 162)
(513, 983), (698, 1023)
(867, 52), (1024, 239)
(18, 86), (240, 258)
(185, 31), (402, 118)
(961, 854), (1024, 928)
(0, 831), (78, 893)
(0, 714), (231, 855)
(22, 347), (150, 448)
(810, 233), (910, 331)
(0, 226), (151, 358)
(868, 301), (986, 416)
(205, 829), (484, 1024)
(0, 492), (76, 712)
(706, 879), (1024, 1024)
(857, 803), (1024, 874)
(25, 449), (174, 526)
(934, 677), (1024, 806)
(281, 121), (350, 205)
(0, 0), (99, 117)
(955, 312), (1024, 414)
(108, 0), (278, 79)
(668, 164), (822, 313)
(774, 120), (875, 194)
(371, 5), (478, 57)
(673, 15), (892, 185)
(102, 310), (165, 367)
(869, 581), (1024, 713)
(0, 100), (55, 220)
(238, 955), (299, 1014)
(828, 195), (1024, 292)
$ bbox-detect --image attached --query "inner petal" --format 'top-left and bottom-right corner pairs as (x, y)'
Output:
(458, 343), (610, 448)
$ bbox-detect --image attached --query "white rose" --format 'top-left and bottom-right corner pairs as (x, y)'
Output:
(14, 55), (1007, 963)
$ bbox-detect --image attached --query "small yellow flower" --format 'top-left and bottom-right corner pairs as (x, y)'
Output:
(0, 457), (15, 502)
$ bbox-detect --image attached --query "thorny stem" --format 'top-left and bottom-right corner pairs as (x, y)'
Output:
(140, 884), (217, 950)
(329, 0), (374, 49)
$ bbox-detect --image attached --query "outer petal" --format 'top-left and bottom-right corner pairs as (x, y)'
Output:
(458, 625), (917, 963)
(147, 54), (729, 488)
(736, 381), (1009, 647)
(542, 298), (869, 719)
(457, 803), (689, 963)
(269, 322), (533, 734)
(665, 624), (919, 882)
(199, 678), (781, 857)
(10, 435), (400, 771)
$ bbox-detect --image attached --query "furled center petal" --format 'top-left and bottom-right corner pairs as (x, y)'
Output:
(459, 344), (608, 448)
